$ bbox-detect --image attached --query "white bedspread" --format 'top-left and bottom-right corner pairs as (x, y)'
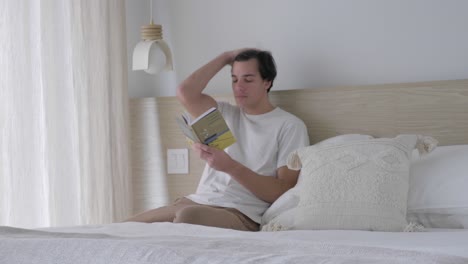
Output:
(1, 222), (467, 264)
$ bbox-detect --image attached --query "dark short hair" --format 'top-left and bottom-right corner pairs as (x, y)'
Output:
(234, 49), (277, 92)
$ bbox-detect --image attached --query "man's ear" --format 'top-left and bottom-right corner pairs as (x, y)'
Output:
(264, 80), (272, 91)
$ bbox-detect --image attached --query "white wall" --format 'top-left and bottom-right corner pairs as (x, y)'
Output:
(126, 0), (468, 98)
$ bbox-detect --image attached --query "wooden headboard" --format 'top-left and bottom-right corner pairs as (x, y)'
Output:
(129, 79), (468, 213)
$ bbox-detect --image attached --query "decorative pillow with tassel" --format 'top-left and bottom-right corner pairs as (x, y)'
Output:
(262, 135), (437, 232)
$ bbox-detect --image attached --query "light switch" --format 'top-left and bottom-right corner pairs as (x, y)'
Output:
(167, 148), (189, 174)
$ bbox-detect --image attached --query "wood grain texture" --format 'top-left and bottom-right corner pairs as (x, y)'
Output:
(130, 79), (468, 207)
(268, 79), (468, 145)
(129, 98), (169, 213)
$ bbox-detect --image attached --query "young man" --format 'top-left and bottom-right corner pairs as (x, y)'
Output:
(127, 49), (309, 231)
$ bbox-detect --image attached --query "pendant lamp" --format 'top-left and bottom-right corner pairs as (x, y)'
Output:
(132, 0), (173, 74)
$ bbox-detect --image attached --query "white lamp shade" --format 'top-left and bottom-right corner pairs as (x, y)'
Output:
(132, 40), (173, 74)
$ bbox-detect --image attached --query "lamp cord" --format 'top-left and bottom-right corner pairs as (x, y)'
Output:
(150, 0), (153, 24)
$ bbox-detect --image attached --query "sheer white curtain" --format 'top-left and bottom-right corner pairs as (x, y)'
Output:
(0, 0), (132, 228)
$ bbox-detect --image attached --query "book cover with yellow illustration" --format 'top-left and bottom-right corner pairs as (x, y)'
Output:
(176, 107), (236, 150)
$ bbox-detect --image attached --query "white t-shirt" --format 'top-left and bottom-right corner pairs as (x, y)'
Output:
(187, 101), (310, 223)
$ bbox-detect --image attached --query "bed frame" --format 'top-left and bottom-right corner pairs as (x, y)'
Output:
(129, 79), (468, 212)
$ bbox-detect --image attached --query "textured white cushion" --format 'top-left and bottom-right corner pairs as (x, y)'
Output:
(261, 134), (373, 228)
(407, 145), (468, 228)
(262, 135), (437, 232)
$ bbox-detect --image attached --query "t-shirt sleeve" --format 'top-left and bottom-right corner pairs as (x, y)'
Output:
(216, 101), (235, 116)
(277, 119), (310, 168)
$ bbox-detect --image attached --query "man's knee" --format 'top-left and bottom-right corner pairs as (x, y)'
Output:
(173, 205), (209, 225)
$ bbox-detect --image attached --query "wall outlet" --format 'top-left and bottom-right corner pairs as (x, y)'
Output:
(167, 148), (189, 174)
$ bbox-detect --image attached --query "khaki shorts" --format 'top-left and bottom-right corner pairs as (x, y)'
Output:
(132, 197), (259, 232)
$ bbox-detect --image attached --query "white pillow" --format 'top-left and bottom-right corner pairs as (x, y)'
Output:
(262, 135), (437, 232)
(407, 145), (468, 228)
(262, 134), (373, 228)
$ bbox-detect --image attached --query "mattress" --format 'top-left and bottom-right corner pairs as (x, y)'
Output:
(1, 222), (467, 263)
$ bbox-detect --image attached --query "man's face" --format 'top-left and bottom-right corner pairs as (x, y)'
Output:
(231, 59), (271, 110)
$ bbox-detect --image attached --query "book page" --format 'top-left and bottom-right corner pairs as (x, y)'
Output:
(176, 116), (199, 143)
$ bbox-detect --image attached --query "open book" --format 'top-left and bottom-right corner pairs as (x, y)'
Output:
(176, 107), (236, 150)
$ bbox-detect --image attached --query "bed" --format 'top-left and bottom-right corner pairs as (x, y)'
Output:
(1, 223), (467, 263)
(1, 79), (468, 263)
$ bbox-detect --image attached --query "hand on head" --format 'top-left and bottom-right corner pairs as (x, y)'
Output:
(225, 48), (259, 65)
